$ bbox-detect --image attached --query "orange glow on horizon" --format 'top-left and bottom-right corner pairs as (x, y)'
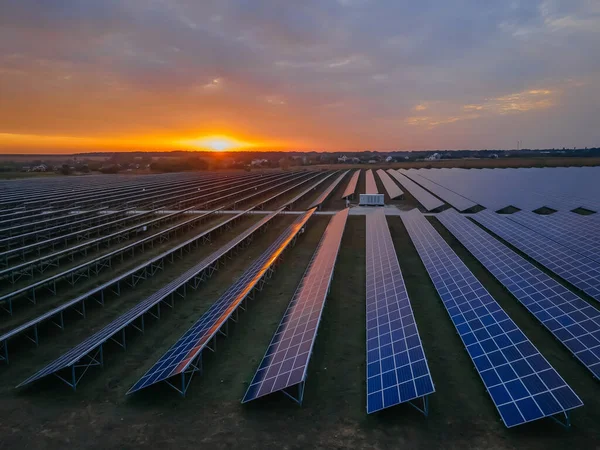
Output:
(0, 132), (287, 154)
(176, 135), (255, 152)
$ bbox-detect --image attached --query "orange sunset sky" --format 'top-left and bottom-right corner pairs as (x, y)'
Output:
(1, 1), (599, 154)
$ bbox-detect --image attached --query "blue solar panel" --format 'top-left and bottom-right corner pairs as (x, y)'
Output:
(127, 209), (317, 395)
(242, 209), (349, 403)
(506, 211), (600, 263)
(472, 211), (600, 302)
(365, 209), (434, 414)
(438, 210), (600, 379)
(401, 209), (583, 428)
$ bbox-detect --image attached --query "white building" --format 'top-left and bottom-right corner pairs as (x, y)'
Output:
(251, 159), (268, 166)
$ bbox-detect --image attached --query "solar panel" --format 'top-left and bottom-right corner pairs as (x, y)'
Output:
(128, 208), (318, 396)
(375, 170), (403, 200)
(387, 170), (445, 211)
(506, 211), (600, 263)
(308, 171), (349, 209)
(411, 167), (600, 213)
(365, 209), (435, 414)
(342, 170), (360, 199)
(365, 170), (379, 195)
(401, 209), (583, 428)
(284, 172), (336, 208)
(16, 208), (289, 390)
(438, 210), (600, 379)
(471, 211), (600, 302)
(242, 208), (349, 404)
(401, 170), (477, 211)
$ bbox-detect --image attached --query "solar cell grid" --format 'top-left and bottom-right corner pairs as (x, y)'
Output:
(387, 170), (444, 211)
(472, 211), (600, 302)
(128, 208), (318, 395)
(401, 209), (582, 428)
(506, 211), (600, 263)
(438, 210), (600, 379)
(242, 208), (349, 403)
(365, 209), (434, 414)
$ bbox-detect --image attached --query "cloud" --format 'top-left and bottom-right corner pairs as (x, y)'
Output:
(0, 0), (599, 151)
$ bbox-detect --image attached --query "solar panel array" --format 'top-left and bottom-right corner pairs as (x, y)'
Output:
(506, 211), (600, 263)
(472, 211), (600, 302)
(375, 170), (403, 200)
(17, 208), (287, 389)
(438, 210), (600, 379)
(128, 208), (318, 395)
(308, 171), (349, 209)
(365, 170), (379, 195)
(400, 170), (477, 211)
(284, 172), (336, 207)
(387, 170), (445, 211)
(365, 209), (434, 413)
(342, 170), (360, 199)
(411, 167), (600, 212)
(242, 208), (349, 403)
(401, 209), (583, 428)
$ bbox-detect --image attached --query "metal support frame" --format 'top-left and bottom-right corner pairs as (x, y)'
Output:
(281, 382), (305, 405)
(549, 411), (572, 429)
(53, 346), (104, 391)
(0, 340), (8, 364)
(407, 395), (430, 417)
(164, 354), (203, 396)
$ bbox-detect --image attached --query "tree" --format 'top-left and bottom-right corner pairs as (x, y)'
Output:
(279, 158), (290, 170)
(60, 164), (71, 175)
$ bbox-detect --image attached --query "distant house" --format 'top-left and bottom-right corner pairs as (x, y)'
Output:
(425, 153), (441, 161)
(368, 160), (377, 164)
(30, 164), (48, 172)
(251, 159), (268, 166)
(338, 155), (348, 163)
(385, 156), (394, 163)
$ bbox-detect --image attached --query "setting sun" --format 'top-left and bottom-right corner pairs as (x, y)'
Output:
(177, 135), (253, 152)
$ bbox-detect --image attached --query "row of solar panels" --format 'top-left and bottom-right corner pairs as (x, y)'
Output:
(340, 169), (446, 211)
(0, 171), (344, 360)
(9, 204), (594, 429)
(403, 167), (600, 213)
(0, 171), (309, 266)
(0, 172), (326, 317)
(342, 166), (600, 215)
